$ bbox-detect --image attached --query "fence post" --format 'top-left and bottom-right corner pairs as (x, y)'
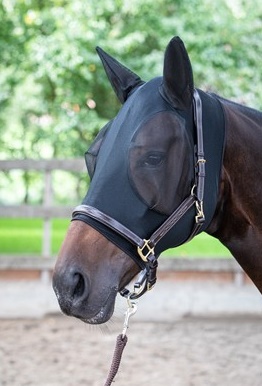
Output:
(42, 170), (53, 252)
(43, 169), (53, 257)
(42, 169), (53, 283)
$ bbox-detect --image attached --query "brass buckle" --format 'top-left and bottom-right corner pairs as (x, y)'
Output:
(137, 239), (155, 262)
(196, 158), (206, 165)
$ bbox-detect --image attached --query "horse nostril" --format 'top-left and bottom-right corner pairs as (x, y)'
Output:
(52, 268), (90, 315)
(73, 272), (86, 299)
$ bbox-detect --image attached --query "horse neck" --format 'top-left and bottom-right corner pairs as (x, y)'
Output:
(208, 100), (262, 243)
(222, 99), (262, 187)
(207, 100), (262, 293)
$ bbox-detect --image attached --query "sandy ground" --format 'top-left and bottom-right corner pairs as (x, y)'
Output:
(1, 314), (262, 386)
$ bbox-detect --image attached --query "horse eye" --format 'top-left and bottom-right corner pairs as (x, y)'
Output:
(140, 152), (165, 167)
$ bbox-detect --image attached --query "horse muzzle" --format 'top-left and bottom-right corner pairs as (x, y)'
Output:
(52, 267), (118, 324)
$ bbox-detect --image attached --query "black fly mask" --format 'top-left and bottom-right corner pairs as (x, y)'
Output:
(72, 37), (225, 292)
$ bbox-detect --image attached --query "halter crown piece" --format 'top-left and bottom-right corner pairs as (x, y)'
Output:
(72, 89), (206, 300)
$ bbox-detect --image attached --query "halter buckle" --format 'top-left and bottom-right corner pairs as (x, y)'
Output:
(137, 239), (155, 262)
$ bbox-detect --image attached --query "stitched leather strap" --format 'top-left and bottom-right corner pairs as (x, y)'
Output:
(72, 194), (196, 251)
(72, 205), (145, 248)
(149, 194), (195, 245)
(193, 90), (206, 204)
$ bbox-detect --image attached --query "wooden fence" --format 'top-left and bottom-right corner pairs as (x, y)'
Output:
(0, 158), (85, 255)
(0, 159), (85, 281)
(0, 159), (247, 285)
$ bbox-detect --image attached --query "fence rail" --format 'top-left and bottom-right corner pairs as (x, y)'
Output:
(1, 205), (72, 218)
(0, 158), (85, 171)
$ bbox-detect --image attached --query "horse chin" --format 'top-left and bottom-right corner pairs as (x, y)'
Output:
(80, 305), (114, 325)
(79, 290), (117, 325)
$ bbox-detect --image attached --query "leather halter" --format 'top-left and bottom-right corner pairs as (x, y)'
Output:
(72, 89), (206, 299)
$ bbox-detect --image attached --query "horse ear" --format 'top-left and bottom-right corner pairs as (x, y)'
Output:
(96, 47), (144, 104)
(160, 36), (194, 110)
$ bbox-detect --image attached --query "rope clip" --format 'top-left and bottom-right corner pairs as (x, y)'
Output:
(195, 200), (205, 224)
(122, 297), (138, 337)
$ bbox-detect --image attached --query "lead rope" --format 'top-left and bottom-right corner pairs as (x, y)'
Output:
(104, 297), (137, 386)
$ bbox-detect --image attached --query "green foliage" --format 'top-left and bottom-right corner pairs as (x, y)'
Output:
(0, 0), (261, 201)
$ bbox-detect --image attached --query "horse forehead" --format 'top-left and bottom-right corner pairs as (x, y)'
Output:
(109, 78), (185, 147)
(115, 77), (167, 124)
(131, 111), (185, 147)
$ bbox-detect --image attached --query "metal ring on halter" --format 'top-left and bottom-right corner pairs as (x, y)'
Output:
(120, 268), (149, 300)
(190, 184), (197, 196)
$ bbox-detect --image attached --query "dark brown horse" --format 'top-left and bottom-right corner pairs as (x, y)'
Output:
(53, 36), (262, 324)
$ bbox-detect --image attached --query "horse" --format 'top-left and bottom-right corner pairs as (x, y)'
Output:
(53, 36), (262, 325)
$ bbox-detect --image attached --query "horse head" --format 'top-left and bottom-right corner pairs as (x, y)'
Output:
(53, 37), (203, 324)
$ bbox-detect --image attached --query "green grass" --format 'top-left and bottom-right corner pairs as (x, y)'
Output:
(162, 232), (231, 258)
(0, 218), (70, 255)
(0, 218), (231, 257)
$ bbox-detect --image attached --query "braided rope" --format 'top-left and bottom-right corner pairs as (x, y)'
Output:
(104, 334), (128, 386)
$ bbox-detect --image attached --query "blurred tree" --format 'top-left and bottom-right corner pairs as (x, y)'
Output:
(0, 0), (261, 202)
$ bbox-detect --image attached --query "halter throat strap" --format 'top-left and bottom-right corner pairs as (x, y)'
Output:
(72, 89), (206, 299)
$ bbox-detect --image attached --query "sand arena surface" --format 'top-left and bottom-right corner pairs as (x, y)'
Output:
(1, 315), (262, 386)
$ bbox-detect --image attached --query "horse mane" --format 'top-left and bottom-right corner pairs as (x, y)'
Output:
(210, 92), (262, 122)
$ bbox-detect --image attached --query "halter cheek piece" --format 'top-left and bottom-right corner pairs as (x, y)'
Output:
(72, 90), (206, 300)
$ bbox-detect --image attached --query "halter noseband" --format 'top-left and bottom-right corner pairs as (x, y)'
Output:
(72, 90), (206, 300)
